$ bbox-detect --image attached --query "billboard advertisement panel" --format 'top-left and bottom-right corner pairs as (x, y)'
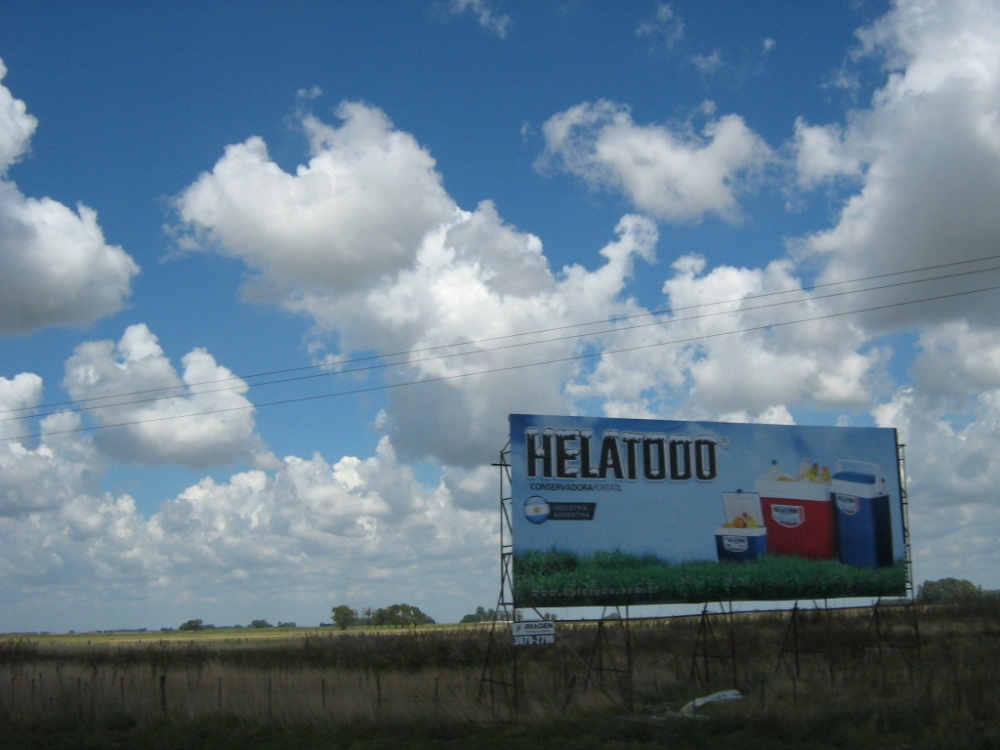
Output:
(510, 414), (908, 608)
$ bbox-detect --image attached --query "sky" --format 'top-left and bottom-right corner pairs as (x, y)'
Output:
(2, 0), (1000, 633)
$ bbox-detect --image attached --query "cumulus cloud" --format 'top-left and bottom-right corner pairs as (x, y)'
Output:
(1, 377), (106, 517)
(910, 321), (1000, 399)
(0, 61), (36, 168)
(6, 362), (499, 624)
(0, 372), (43, 441)
(175, 102), (455, 297)
(567, 251), (893, 422)
(791, 118), (864, 189)
(448, 0), (511, 39)
(668, 0), (999, 442)
(873, 384), (1000, 589)
(61, 324), (273, 470)
(693, 49), (724, 75)
(0, 60), (139, 336)
(10, 0), (999, 631)
(174, 105), (663, 469)
(636, 2), (684, 50)
(537, 100), (772, 223)
(792, 0), (1000, 332)
(0, 428), (497, 629)
(308, 209), (657, 468)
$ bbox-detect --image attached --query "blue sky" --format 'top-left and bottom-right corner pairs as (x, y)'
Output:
(3, 0), (1000, 632)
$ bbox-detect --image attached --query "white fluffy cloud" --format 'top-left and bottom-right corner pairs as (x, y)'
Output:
(0, 61), (36, 168)
(793, 1), (1000, 330)
(636, 2), (684, 50)
(7, 351), (497, 624)
(0, 427), (497, 630)
(537, 99), (772, 223)
(61, 324), (273, 470)
(792, 118), (864, 189)
(175, 103), (455, 297)
(873, 382), (1000, 589)
(566, 250), (892, 422)
(174, 105), (663, 468)
(448, 0), (511, 39)
(374, 211), (659, 466)
(557, 1), (1000, 423)
(2, 374), (108, 517)
(0, 60), (139, 336)
(6, 0), (1000, 632)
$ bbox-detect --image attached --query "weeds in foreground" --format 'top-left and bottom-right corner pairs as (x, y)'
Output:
(2, 602), (1000, 749)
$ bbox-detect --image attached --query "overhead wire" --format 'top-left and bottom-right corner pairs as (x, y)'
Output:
(2, 255), (999, 442)
(6, 252), (1000, 420)
(3, 258), (998, 425)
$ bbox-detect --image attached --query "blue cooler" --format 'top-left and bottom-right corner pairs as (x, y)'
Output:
(831, 461), (893, 568)
(715, 491), (767, 563)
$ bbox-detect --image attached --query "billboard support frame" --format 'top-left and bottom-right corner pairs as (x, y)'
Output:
(479, 445), (636, 716)
(776, 603), (836, 684)
(478, 443), (518, 716)
(866, 597), (922, 663)
(898, 443), (915, 600)
(582, 613), (634, 714)
(689, 603), (739, 692)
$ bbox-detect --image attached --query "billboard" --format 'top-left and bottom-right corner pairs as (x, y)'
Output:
(509, 414), (908, 608)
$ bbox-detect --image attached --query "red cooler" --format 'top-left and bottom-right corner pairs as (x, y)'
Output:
(754, 478), (836, 559)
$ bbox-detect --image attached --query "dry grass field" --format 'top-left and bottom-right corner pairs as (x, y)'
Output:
(2, 601), (999, 749)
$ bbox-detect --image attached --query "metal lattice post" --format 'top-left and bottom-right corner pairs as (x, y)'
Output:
(897, 443), (915, 600)
(479, 443), (518, 716)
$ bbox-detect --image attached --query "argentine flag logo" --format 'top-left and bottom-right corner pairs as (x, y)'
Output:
(523, 496), (551, 525)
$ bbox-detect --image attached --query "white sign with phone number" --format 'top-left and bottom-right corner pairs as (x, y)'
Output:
(511, 621), (556, 646)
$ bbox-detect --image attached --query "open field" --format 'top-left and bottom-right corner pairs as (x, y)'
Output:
(3, 601), (1000, 749)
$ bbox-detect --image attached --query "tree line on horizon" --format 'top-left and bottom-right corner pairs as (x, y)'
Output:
(329, 603), (435, 630)
(153, 577), (997, 634)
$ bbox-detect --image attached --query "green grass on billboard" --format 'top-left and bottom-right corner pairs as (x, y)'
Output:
(513, 549), (908, 607)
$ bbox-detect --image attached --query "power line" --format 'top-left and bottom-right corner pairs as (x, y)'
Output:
(4, 277), (998, 443)
(9, 253), (1000, 421)
(4, 254), (999, 425)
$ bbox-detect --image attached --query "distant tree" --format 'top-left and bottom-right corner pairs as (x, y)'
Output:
(277, 621), (297, 628)
(385, 604), (407, 628)
(460, 606), (497, 623)
(392, 603), (434, 628)
(249, 619), (274, 628)
(370, 604), (434, 628)
(331, 605), (358, 630)
(917, 578), (984, 605)
(179, 618), (204, 631)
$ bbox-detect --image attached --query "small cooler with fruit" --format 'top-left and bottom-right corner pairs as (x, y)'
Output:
(715, 491), (768, 563)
